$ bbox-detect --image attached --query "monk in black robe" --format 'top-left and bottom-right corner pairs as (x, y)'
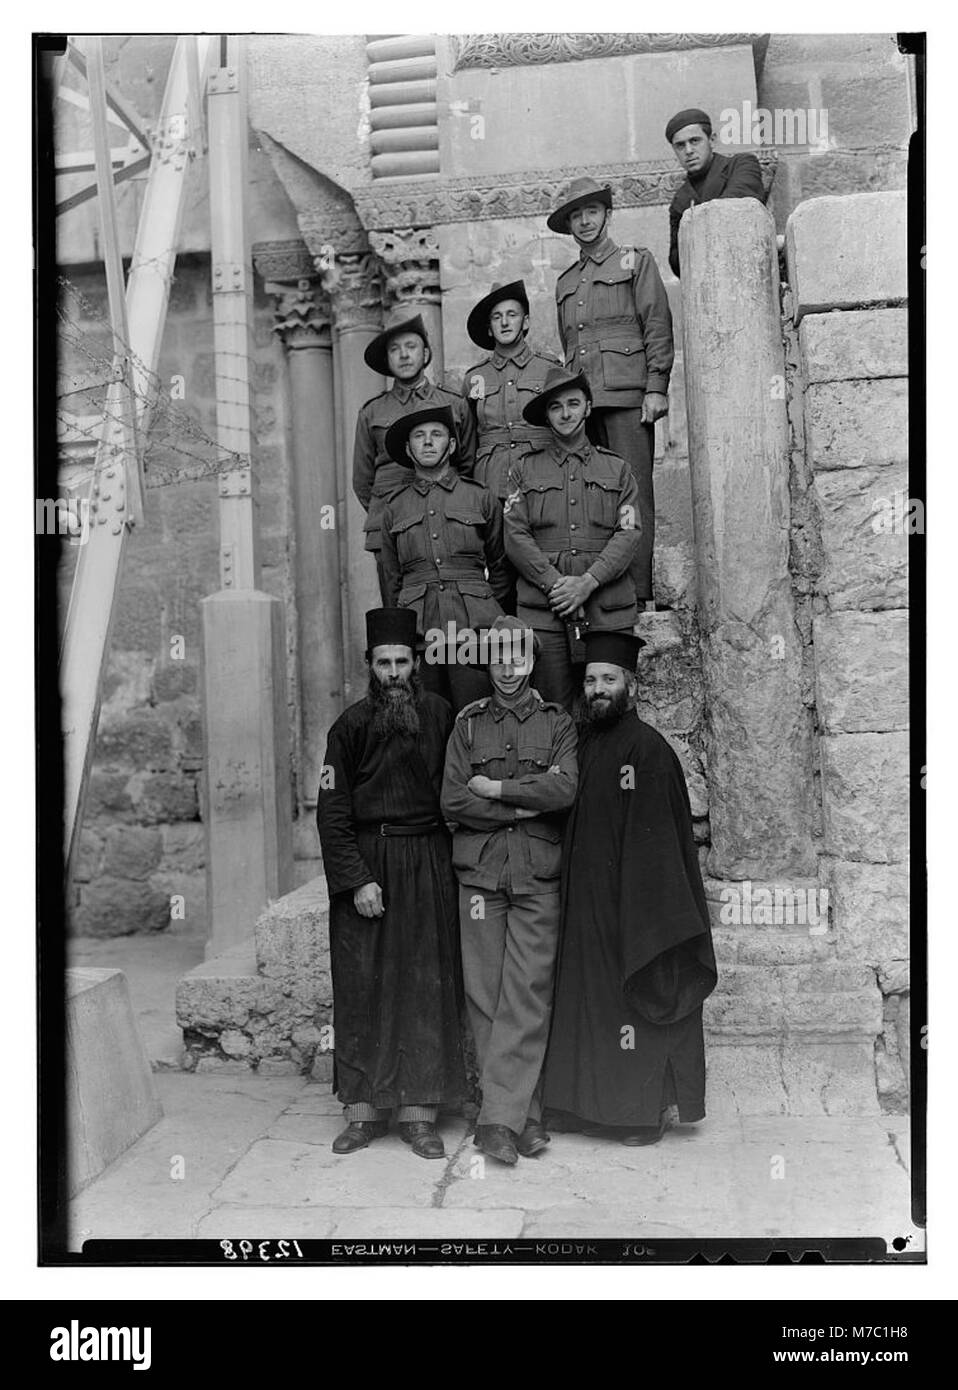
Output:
(316, 607), (465, 1159)
(543, 630), (717, 1144)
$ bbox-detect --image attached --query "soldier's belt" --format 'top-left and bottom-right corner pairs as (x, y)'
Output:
(400, 564), (490, 583)
(356, 820), (441, 837)
(479, 427), (552, 447)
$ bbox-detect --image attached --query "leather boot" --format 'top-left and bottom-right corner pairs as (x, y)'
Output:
(332, 1120), (388, 1154)
(473, 1124), (519, 1165)
(398, 1121), (445, 1160)
(516, 1119), (550, 1158)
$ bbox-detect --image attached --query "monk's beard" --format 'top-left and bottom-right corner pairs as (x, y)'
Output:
(368, 669), (423, 738)
(577, 686), (633, 728)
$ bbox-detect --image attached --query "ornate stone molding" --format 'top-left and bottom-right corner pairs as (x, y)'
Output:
(319, 252), (383, 333)
(368, 228), (441, 311)
(298, 209), (370, 262)
(252, 239), (315, 284)
(264, 278), (332, 352)
(354, 152), (778, 230)
(451, 33), (768, 71)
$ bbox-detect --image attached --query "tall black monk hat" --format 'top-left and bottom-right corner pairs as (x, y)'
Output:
(363, 313), (431, 377)
(365, 607), (421, 656)
(547, 176), (613, 234)
(583, 630), (645, 672)
(665, 107), (713, 143)
(466, 280), (531, 350)
(522, 365), (592, 428)
(384, 404), (459, 467)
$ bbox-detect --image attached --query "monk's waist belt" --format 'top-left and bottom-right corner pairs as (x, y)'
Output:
(356, 819), (441, 837)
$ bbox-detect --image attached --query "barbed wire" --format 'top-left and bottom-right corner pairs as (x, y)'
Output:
(55, 273), (260, 490)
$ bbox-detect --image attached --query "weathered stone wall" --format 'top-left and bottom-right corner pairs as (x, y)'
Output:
(785, 191), (910, 1112)
(62, 257), (296, 937)
(759, 34), (913, 229)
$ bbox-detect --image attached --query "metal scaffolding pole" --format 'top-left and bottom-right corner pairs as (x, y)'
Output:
(60, 36), (213, 880)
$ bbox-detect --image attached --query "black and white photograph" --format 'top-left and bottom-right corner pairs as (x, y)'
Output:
(29, 16), (935, 1304)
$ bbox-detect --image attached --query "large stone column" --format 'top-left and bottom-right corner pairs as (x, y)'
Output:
(369, 227), (444, 378)
(681, 198), (817, 878)
(256, 242), (344, 808)
(319, 250), (385, 700)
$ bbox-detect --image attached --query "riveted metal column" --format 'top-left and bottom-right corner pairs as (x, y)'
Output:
(201, 36), (292, 955)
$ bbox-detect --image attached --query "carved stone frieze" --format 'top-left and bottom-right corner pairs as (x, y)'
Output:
(450, 33), (768, 71)
(353, 152), (778, 230)
(298, 209), (370, 262)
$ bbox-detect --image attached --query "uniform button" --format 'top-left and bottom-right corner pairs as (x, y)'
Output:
(508, 826), (514, 833)
(570, 476), (576, 482)
(570, 498), (577, 505)
(578, 300), (584, 306)
(571, 549), (578, 556)
(510, 441), (517, 448)
(429, 509), (436, 516)
(505, 743), (512, 751)
(432, 532), (439, 539)
(438, 584), (445, 591)
(570, 523), (577, 530)
(578, 323), (585, 330)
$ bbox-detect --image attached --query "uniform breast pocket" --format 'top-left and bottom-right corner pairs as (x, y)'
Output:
(475, 379), (503, 431)
(591, 264), (635, 323)
(389, 511), (428, 566)
(600, 341), (646, 392)
(469, 739), (506, 777)
(444, 504), (487, 560)
(583, 477), (619, 530)
(526, 480), (564, 530)
(517, 742), (554, 773)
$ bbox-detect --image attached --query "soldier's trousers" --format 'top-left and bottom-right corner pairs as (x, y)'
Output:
(530, 628), (581, 714)
(591, 407), (655, 601)
(459, 883), (560, 1136)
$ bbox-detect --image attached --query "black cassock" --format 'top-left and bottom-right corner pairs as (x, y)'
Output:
(316, 692), (465, 1111)
(543, 712), (717, 1127)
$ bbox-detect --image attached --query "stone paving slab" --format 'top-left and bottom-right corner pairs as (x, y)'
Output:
(68, 1072), (308, 1250)
(69, 1076), (915, 1250)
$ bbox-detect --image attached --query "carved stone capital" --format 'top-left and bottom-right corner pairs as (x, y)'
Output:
(319, 252), (383, 333)
(451, 32), (768, 71)
(252, 239), (315, 283)
(264, 277), (332, 351)
(299, 209), (371, 265)
(368, 228), (441, 312)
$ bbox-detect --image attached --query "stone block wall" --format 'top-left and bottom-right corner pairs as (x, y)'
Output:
(60, 257), (297, 936)
(759, 33), (913, 229)
(785, 191), (910, 1111)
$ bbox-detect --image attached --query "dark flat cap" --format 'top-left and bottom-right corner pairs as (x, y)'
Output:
(364, 314), (431, 378)
(466, 280), (531, 350)
(665, 108), (713, 143)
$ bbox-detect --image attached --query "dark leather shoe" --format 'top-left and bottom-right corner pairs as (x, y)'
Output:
(620, 1110), (671, 1147)
(516, 1119), (550, 1158)
(474, 1124), (519, 1165)
(332, 1120), (388, 1154)
(398, 1121), (445, 1160)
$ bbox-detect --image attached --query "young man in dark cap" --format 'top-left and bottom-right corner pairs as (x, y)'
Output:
(353, 314), (477, 601)
(380, 404), (510, 712)
(441, 614), (578, 1166)
(665, 107), (766, 278)
(549, 175), (673, 608)
(503, 365), (640, 711)
(543, 630), (717, 1145)
(316, 607), (466, 1160)
(462, 281), (558, 612)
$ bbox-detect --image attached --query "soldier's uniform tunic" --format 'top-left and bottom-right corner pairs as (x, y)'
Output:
(555, 236), (673, 600)
(503, 440), (640, 710)
(441, 687), (578, 1136)
(462, 342), (558, 615)
(381, 471), (511, 712)
(353, 378), (477, 601)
